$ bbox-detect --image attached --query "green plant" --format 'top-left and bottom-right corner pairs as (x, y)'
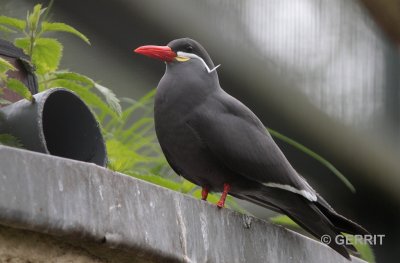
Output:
(0, 133), (23, 148)
(0, 2), (357, 209)
(0, 2), (357, 205)
(0, 3), (355, 191)
(0, 3), (120, 116)
(99, 90), (242, 210)
(0, 4), (370, 261)
(0, 55), (33, 104)
(0, 3), (241, 209)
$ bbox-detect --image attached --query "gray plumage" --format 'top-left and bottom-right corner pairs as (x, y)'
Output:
(139, 38), (368, 260)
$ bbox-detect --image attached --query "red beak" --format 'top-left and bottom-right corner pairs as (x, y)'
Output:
(134, 45), (177, 62)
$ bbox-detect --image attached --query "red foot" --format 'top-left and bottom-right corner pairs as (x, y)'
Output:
(201, 186), (209, 201)
(217, 183), (231, 208)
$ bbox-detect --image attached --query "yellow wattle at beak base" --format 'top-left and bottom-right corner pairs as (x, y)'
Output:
(175, 56), (191, 62)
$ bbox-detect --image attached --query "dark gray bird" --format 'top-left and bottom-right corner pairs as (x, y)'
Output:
(135, 38), (368, 260)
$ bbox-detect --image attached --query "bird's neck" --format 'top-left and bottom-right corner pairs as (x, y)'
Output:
(164, 61), (220, 93)
(155, 62), (221, 114)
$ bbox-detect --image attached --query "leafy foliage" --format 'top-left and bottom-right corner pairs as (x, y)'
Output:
(0, 16), (26, 31)
(344, 234), (376, 263)
(0, 3), (355, 196)
(27, 37), (63, 74)
(0, 134), (23, 148)
(0, 56), (32, 105)
(270, 214), (299, 228)
(0, 3), (240, 208)
(94, 83), (122, 116)
(0, 56), (16, 72)
(6, 78), (34, 101)
(41, 22), (90, 44)
(99, 90), (240, 209)
(0, 4), (119, 115)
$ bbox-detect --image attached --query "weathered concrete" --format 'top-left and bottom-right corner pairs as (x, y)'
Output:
(0, 146), (365, 262)
(0, 225), (106, 263)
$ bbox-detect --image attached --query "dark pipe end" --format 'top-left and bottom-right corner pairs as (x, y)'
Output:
(42, 90), (107, 166)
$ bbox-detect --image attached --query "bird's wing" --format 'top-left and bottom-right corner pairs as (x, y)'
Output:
(188, 91), (316, 200)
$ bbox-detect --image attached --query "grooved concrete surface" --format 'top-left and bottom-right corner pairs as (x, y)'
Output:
(0, 146), (365, 263)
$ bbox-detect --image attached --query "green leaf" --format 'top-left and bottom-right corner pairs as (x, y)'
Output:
(94, 83), (122, 116)
(15, 37), (63, 74)
(41, 22), (90, 45)
(119, 89), (155, 123)
(129, 172), (183, 192)
(0, 16), (26, 31)
(106, 138), (155, 172)
(270, 214), (300, 228)
(267, 128), (356, 193)
(0, 134), (23, 148)
(34, 38), (62, 74)
(0, 25), (16, 34)
(118, 117), (153, 142)
(41, 0), (54, 22)
(52, 71), (94, 87)
(46, 73), (121, 116)
(0, 57), (16, 73)
(50, 79), (118, 119)
(14, 37), (29, 51)
(192, 189), (220, 203)
(343, 234), (376, 263)
(6, 79), (33, 101)
(180, 179), (197, 194)
(27, 4), (44, 33)
(18, 37), (63, 74)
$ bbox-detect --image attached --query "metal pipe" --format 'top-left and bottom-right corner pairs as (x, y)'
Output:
(0, 88), (107, 167)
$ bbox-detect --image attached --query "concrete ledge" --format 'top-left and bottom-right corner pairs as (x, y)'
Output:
(0, 146), (365, 262)
(0, 225), (106, 263)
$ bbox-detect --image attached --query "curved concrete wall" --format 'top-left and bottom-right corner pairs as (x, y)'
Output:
(0, 146), (365, 263)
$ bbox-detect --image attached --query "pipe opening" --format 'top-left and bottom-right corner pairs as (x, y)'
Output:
(42, 90), (107, 166)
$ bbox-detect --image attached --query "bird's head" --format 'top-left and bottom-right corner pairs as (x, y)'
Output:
(134, 38), (220, 73)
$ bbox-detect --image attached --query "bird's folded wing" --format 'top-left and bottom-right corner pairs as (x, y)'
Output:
(188, 93), (313, 195)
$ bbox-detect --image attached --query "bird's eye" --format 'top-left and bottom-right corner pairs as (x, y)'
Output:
(186, 45), (193, 52)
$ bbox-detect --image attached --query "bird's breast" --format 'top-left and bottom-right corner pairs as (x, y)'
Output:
(153, 70), (232, 188)
(154, 96), (226, 187)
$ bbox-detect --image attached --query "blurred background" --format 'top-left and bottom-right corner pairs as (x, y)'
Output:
(2, 0), (399, 262)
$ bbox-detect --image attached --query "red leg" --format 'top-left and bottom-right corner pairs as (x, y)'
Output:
(217, 183), (231, 208)
(201, 186), (209, 201)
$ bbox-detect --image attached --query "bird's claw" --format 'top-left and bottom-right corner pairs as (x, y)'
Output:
(216, 183), (231, 208)
(201, 186), (209, 201)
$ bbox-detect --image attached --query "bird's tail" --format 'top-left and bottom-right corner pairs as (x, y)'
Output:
(233, 186), (369, 260)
